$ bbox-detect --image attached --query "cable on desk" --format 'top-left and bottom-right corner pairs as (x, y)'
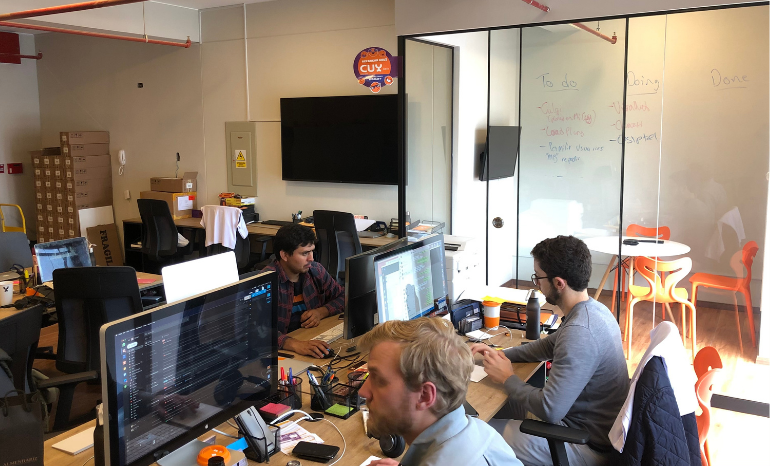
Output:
(82, 456), (94, 466)
(212, 428), (239, 439)
(322, 418), (346, 466)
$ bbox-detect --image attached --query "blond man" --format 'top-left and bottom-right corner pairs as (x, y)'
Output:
(358, 317), (523, 466)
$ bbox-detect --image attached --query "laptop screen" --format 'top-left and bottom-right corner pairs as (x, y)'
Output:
(34, 237), (92, 283)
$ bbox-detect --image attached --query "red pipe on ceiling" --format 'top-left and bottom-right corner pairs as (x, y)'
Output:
(0, 0), (145, 22)
(0, 21), (191, 48)
(571, 22), (617, 44)
(520, 0), (550, 13)
(0, 51), (43, 60)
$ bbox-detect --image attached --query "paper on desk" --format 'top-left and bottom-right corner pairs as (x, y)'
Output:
(470, 365), (488, 383)
(354, 218), (376, 232)
(465, 329), (494, 340)
(52, 426), (95, 455)
(360, 456), (383, 466)
(276, 420), (324, 455)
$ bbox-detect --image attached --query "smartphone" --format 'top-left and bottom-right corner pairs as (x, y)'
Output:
(292, 441), (340, 462)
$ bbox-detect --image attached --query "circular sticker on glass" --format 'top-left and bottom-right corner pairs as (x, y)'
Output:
(354, 47), (395, 93)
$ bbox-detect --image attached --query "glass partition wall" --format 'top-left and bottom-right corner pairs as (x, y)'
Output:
(402, 4), (769, 375)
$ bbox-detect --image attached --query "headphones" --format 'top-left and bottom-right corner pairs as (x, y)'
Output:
(362, 410), (405, 458)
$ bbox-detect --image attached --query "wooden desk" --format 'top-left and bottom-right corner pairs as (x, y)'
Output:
(0, 272), (163, 323)
(44, 316), (542, 466)
(122, 216), (398, 264)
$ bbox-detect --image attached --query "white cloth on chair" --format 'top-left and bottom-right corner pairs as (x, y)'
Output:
(609, 321), (698, 452)
(200, 205), (248, 249)
(705, 206), (745, 261)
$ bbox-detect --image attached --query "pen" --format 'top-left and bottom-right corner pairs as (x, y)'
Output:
(288, 368), (293, 386)
(281, 367), (286, 382)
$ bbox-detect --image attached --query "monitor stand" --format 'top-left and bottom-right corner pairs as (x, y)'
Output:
(157, 439), (247, 466)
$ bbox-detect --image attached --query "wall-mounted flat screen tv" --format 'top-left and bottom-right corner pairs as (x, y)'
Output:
(280, 95), (398, 185)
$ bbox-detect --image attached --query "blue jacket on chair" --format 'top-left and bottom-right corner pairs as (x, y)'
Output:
(620, 356), (702, 466)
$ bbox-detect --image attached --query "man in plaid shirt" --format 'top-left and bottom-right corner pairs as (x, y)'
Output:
(262, 224), (344, 357)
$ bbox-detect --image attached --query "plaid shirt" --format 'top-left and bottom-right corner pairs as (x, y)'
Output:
(261, 260), (344, 348)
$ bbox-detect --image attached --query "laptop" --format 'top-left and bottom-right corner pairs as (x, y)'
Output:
(34, 237), (92, 288)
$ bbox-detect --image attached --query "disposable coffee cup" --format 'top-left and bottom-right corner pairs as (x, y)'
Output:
(0, 281), (14, 306)
(482, 300), (501, 330)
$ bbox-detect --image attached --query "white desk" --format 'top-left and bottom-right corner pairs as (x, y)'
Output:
(585, 236), (690, 302)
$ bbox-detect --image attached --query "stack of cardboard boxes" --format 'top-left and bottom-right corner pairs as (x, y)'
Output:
(31, 131), (112, 243)
(140, 172), (198, 219)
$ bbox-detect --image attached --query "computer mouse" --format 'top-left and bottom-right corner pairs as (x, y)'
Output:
(321, 348), (336, 359)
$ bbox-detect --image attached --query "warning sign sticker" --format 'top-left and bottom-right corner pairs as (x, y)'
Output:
(234, 150), (247, 169)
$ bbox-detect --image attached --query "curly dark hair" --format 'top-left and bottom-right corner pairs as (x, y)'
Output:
(273, 224), (316, 258)
(531, 235), (592, 291)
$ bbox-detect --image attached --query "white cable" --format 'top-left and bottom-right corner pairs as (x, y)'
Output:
(322, 418), (346, 466)
(212, 428), (239, 439)
(269, 409), (314, 426)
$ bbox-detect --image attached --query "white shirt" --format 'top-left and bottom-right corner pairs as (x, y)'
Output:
(609, 321), (698, 452)
(200, 205), (248, 249)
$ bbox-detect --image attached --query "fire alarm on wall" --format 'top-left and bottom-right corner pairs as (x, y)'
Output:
(7, 163), (23, 174)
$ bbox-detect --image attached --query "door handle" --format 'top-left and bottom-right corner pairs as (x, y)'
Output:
(492, 217), (504, 228)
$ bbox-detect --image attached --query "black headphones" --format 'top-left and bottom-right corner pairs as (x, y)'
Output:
(377, 434), (406, 458)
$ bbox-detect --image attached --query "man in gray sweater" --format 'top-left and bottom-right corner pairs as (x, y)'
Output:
(472, 235), (629, 466)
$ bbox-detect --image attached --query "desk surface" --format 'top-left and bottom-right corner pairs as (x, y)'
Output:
(0, 272), (162, 322)
(44, 315), (541, 466)
(123, 217), (398, 248)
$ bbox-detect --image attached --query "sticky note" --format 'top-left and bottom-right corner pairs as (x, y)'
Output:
(325, 404), (354, 417)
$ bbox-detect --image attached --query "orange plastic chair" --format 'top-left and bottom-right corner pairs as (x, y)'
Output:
(625, 256), (696, 360)
(693, 346), (722, 466)
(612, 224), (672, 314)
(690, 241), (759, 352)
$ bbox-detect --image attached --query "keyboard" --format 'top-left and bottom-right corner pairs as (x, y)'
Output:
(314, 323), (344, 344)
(125, 422), (185, 463)
(262, 220), (294, 226)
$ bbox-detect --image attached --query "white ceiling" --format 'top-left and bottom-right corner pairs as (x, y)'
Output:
(0, 0), (275, 12)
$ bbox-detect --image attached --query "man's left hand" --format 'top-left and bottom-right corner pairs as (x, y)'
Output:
(301, 306), (330, 328)
(368, 459), (400, 466)
(482, 347), (515, 384)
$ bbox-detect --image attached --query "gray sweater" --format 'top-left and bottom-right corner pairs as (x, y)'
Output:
(503, 298), (629, 450)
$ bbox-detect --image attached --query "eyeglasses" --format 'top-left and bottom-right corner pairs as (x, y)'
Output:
(531, 273), (553, 287)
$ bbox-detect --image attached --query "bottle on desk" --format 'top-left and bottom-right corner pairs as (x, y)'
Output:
(525, 289), (541, 341)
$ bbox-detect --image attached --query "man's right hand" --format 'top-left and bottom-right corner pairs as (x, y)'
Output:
(470, 342), (494, 356)
(283, 338), (331, 358)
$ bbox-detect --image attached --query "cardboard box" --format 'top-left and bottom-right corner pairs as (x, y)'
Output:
(224, 197), (256, 207)
(72, 177), (112, 190)
(74, 187), (113, 209)
(61, 144), (110, 157)
(65, 165), (112, 181)
(35, 202), (44, 213)
(140, 191), (196, 219)
(86, 223), (124, 266)
(71, 154), (111, 169)
(60, 131), (109, 145)
(31, 148), (61, 168)
(150, 172), (197, 193)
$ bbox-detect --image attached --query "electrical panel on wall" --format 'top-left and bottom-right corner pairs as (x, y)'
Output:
(225, 121), (258, 195)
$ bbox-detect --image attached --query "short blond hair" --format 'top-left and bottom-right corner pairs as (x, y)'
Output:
(359, 317), (473, 418)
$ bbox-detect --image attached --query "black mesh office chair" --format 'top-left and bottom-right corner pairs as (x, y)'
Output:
(44, 266), (144, 430)
(313, 210), (363, 282)
(137, 199), (193, 272)
(0, 305), (99, 433)
(206, 234), (251, 273)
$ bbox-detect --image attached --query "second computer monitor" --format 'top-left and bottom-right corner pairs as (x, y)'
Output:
(373, 235), (448, 323)
(34, 237), (92, 284)
(343, 237), (408, 340)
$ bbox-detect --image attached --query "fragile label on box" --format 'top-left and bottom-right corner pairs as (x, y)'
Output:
(178, 196), (193, 210)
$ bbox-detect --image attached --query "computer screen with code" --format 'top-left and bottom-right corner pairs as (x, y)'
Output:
(101, 274), (277, 466)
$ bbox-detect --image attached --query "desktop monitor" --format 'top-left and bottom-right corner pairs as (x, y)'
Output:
(343, 237), (408, 340)
(373, 235), (448, 324)
(34, 237), (92, 284)
(100, 272), (278, 466)
(162, 251), (239, 304)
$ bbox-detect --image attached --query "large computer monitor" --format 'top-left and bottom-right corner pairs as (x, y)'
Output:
(34, 237), (92, 284)
(100, 272), (278, 466)
(373, 234), (448, 323)
(343, 237), (408, 340)
(162, 251), (239, 304)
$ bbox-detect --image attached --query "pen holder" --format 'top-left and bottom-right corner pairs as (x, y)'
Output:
(309, 381), (333, 411)
(278, 376), (303, 410)
(347, 371), (367, 388)
(324, 383), (361, 420)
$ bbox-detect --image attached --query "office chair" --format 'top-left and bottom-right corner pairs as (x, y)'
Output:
(42, 266), (144, 431)
(200, 205), (270, 273)
(313, 210), (362, 282)
(0, 305), (99, 433)
(137, 199), (193, 272)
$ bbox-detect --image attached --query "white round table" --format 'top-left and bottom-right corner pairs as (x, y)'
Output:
(584, 236), (690, 301)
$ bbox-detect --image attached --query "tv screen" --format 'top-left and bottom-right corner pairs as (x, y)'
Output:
(481, 126), (520, 181)
(281, 95), (399, 185)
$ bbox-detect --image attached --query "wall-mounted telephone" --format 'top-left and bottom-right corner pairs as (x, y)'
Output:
(118, 150), (126, 176)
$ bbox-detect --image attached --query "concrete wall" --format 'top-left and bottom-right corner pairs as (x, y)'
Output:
(0, 33), (41, 239)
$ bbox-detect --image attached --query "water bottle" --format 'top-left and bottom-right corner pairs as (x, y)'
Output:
(526, 289), (541, 340)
